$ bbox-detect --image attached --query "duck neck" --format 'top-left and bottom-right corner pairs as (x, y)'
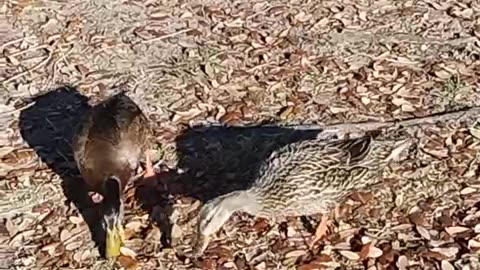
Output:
(198, 190), (261, 237)
(221, 190), (261, 216)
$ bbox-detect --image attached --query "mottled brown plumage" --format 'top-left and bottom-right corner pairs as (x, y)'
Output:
(72, 92), (153, 257)
(193, 134), (416, 256)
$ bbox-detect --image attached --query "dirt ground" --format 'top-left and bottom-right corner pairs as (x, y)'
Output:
(1, 0), (480, 269)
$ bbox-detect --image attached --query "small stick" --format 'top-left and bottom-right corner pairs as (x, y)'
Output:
(141, 29), (191, 44)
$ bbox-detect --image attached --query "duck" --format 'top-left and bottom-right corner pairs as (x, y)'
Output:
(72, 91), (157, 258)
(192, 133), (416, 256)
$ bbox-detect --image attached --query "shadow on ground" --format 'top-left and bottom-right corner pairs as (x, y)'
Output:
(16, 86), (110, 256)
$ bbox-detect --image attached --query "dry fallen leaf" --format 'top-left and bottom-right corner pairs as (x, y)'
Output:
(120, 246), (137, 258)
(118, 255), (138, 269)
(468, 239), (480, 249)
(339, 250), (360, 261)
(475, 224), (480, 234)
(368, 246), (383, 258)
(416, 226), (431, 240)
(171, 108), (203, 124)
(297, 263), (323, 270)
(397, 255), (409, 270)
(445, 226), (469, 236)
(40, 242), (61, 256)
(311, 215), (330, 246)
(441, 260), (455, 270)
(60, 229), (71, 242)
(431, 247), (459, 258)
(460, 187), (477, 195)
(65, 240), (82, 251)
(469, 124), (480, 140)
(285, 249), (307, 259)
(68, 216), (84, 225)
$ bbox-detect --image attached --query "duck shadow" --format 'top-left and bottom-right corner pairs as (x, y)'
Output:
(174, 125), (325, 200)
(17, 86), (110, 256)
(17, 85), (328, 255)
(137, 123), (327, 249)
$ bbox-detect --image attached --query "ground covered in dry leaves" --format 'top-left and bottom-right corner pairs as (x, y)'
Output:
(2, 0), (480, 269)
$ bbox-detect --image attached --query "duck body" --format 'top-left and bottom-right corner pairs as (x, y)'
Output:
(194, 134), (416, 256)
(73, 92), (151, 193)
(72, 92), (153, 257)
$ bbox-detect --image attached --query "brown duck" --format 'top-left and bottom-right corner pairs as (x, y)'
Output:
(72, 92), (156, 258)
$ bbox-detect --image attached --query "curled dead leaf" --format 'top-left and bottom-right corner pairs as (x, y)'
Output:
(339, 250), (360, 261)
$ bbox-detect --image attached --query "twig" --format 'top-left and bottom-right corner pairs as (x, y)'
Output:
(0, 102), (34, 116)
(1, 38), (24, 48)
(141, 29), (192, 44)
(1, 51), (53, 84)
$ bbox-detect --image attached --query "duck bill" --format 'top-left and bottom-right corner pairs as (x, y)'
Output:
(105, 218), (124, 258)
(103, 176), (125, 258)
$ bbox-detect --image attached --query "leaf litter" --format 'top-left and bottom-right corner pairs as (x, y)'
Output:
(2, 0), (480, 269)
